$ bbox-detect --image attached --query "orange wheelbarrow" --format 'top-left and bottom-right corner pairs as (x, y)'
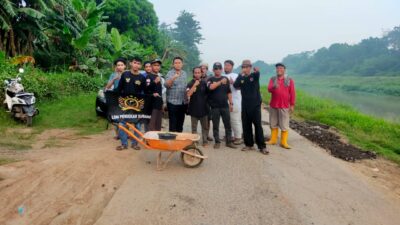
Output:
(118, 123), (207, 170)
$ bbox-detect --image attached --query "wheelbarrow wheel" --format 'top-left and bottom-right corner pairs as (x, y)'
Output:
(181, 147), (204, 168)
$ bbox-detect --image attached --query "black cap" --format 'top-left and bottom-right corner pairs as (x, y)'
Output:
(151, 58), (162, 65)
(143, 61), (152, 66)
(213, 62), (223, 70)
(275, 63), (286, 68)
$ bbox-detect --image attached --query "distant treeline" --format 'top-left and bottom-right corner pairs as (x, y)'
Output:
(282, 26), (400, 76)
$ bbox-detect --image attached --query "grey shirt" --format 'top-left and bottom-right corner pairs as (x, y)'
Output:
(164, 69), (188, 105)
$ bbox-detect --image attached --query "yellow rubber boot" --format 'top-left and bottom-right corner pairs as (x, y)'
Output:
(266, 128), (279, 145)
(280, 130), (291, 149)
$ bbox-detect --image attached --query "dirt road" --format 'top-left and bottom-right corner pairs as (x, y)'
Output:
(1, 110), (400, 225)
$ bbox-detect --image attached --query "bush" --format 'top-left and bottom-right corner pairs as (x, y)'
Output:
(0, 55), (106, 103)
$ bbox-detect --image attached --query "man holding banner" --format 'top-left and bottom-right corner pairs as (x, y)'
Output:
(114, 57), (157, 151)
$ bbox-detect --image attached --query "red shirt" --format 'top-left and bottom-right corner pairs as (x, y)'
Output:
(268, 76), (296, 108)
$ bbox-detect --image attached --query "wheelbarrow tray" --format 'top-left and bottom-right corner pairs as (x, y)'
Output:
(143, 131), (200, 151)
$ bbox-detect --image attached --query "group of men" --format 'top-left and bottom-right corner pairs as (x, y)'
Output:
(106, 56), (296, 154)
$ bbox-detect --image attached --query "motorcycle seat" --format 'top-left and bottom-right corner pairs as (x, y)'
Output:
(15, 93), (34, 97)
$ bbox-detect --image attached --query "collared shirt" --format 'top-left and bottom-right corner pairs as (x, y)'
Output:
(164, 69), (188, 105)
(224, 72), (242, 112)
(107, 72), (120, 90)
(267, 75), (296, 108)
(233, 71), (262, 109)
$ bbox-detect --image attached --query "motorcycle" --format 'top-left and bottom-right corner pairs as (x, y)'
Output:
(3, 68), (39, 126)
(95, 88), (108, 118)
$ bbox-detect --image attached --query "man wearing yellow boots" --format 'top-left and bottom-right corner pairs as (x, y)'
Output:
(267, 63), (296, 149)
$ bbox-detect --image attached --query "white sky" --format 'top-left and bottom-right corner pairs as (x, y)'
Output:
(149, 0), (400, 65)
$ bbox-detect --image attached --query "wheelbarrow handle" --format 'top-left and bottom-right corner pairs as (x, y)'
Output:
(118, 124), (150, 149)
(126, 122), (145, 138)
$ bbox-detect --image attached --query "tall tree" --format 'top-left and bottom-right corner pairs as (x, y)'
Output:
(101, 0), (160, 49)
(172, 10), (203, 70)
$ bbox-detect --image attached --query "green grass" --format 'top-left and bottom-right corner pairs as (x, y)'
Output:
(34, 92), (106, 135)
(0, 92), (107, 153)
(261, 88), (400, 164)
(292, 75), (400, 96)
(0, 158), (18, 166)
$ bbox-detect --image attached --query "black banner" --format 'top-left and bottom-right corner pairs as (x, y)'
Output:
(105, 91), (152, 123)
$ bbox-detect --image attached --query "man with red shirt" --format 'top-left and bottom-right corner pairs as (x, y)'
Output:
(267, 63), (296, 149)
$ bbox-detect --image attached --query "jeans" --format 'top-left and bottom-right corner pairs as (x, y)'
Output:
(118, 121), (141, 147)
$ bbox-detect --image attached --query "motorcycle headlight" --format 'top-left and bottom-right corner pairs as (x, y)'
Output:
(98, 89), (105, 99)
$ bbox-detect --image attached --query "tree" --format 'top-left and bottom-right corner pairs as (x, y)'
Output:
(385, 26), (400, 51)
(101, 0), (160, 48)
(0, 0), (48, 57)
(172, 10), (203, 71)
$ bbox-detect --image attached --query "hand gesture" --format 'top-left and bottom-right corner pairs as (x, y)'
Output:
(221, 78), (227, 85)
(114, 73), (121, 80)
(229, 77), (234, 84)
(154, 76), (161, 84)
(253, 67), (260, 73)
(194, 79), (200, 87)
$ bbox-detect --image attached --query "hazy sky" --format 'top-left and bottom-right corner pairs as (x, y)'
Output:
(149, 0), (400, 65)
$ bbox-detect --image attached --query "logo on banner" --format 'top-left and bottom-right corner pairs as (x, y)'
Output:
(118, 96), (145, 112)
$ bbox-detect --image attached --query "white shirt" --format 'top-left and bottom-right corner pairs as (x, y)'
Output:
(224, 72), (242, 112)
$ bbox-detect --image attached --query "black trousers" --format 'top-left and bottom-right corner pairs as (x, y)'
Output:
(167, 103), (186, 132)
(242, 105), (266, 149)
(211, 107), (232, 144)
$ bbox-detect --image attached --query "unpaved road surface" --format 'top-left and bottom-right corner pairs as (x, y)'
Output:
(1, 110), (400, 225)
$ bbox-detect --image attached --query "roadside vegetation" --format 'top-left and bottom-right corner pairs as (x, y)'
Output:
(261, 88), (400, 164)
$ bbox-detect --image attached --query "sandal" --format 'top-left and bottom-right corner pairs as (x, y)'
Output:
(116, 145), (128, 151)
(131, 144), (141, 151)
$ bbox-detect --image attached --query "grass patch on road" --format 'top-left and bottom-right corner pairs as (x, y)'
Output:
(261, 88), (400, 164)
(0, 92), (107, 153)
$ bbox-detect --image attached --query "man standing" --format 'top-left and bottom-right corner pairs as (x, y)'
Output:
(224, 60), (242, 145)
(148, 59), (164, 131)
(207, 62), (236, 149)
(234, 60), (268, 154)
(267, 63), (296, 149)
(140, 61), (154, 132)
(116, 57), (155, 151)
(187, 67), (209, 147)
(200, 63), (213, 80)
(164, 57), (188, 132)
(200, 63), (214, 142)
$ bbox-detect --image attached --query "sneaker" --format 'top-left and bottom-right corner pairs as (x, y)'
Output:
(260, 148), (269, 155)
(214, 143), (220, 149)
(226, 143), (237, 149)
(241, 146), (255, 151)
